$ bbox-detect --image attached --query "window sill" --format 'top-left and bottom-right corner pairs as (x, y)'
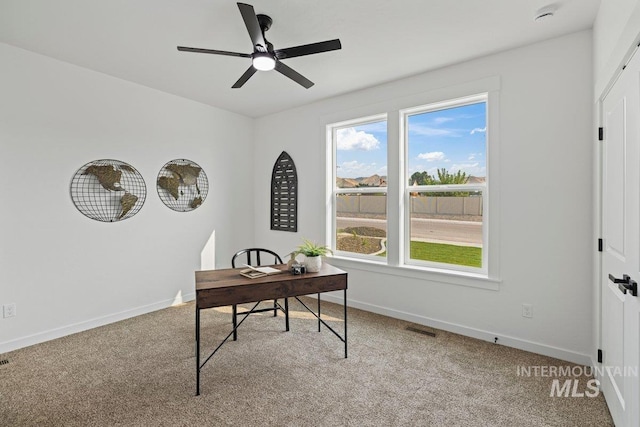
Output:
(327, 256), (501, 291)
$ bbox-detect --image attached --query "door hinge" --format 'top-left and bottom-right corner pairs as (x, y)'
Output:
(598, 349), (603, 363)
(598, 127), (604, 141)
(598, 238), (603, 252)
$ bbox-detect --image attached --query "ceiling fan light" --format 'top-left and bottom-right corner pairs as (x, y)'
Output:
(252, 53), (275, 71)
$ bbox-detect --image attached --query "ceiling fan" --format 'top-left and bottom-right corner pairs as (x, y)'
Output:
(177, 2), (342, 89)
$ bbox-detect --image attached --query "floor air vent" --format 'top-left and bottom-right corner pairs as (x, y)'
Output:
(0, 359), (8, 366)
(405, 326), (436, 337)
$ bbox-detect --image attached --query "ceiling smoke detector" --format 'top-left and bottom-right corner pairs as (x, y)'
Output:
(534, 5), (556, 22)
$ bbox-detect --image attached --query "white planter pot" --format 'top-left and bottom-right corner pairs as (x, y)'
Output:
(304, 256), (322, 273)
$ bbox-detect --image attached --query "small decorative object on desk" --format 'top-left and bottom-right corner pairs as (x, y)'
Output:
(286, 251), (298, 270)
(290, 263), (306, 275)
(239, 265), (283, 279)
(294, 238), (333, 273)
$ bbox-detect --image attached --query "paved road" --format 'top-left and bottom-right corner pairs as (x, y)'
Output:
(337, 216), (482, 246)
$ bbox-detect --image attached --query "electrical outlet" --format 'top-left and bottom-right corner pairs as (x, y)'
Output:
(3, 303), (16, 318)
(522, 303), (533, 318)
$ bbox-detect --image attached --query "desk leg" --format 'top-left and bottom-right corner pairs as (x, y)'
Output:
(284, 298), (290, 332)
(344, 289), (348, 359)
(232, 304), (238, 341)
(196, 306), (201, 396)
(317, 293), (321, 332)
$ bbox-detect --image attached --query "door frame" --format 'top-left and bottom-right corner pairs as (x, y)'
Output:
(595, 36), (640, 423)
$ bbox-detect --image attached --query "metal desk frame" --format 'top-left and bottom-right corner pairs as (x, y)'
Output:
(194, 263), (347, 396)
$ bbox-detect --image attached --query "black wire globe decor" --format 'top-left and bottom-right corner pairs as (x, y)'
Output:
(70, 159), (147, 222)
(156, 159), (209, 212)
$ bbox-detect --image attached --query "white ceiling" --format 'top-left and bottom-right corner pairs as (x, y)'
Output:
(0, 0), (601, 118)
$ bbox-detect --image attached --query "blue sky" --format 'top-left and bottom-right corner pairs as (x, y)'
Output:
(336, 102), (486, 181)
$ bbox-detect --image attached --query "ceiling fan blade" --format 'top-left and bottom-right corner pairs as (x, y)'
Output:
(232, 66), (258, 88)
(274, 39), (342, 60)
(177, 46), (251, 58)
(274, 61), (313, 89)
(237, 3), (267, 51)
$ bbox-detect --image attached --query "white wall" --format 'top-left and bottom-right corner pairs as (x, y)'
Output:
(0, 29), (598, 363)
(0, 43), (254, 353)
(253, 31), (594, 364)
(593, 0), (640, 97)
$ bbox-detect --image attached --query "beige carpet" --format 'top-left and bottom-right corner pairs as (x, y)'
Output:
(1, 298), (613, 426)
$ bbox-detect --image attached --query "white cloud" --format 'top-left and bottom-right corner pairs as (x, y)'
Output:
(337, 128), (380, 151)
(409, 124), (459, 137)
(433, 117), (454, 125)
(452, 162), (478, 170)
(468, 154), (475, 160)
(424, 166), (440, 177)
(409, 165), (440, 176)
(451, 162), (486, 176)
(470, 127), (486, 135)
(417, 151), (446, 162)
(338, 160), (386, 178)
(340, 160), (364, 170)
(359, 121), (387, 133)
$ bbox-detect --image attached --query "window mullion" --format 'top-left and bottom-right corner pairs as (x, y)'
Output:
(409, 184), (486, 192)
(387, 109), (401, 267)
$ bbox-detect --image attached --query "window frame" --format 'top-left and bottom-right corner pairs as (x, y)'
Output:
(401, 94), (489, 275)
(328, 114), (388, 263)
(324, 77), (500, 289)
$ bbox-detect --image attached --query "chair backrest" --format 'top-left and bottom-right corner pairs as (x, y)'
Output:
(231, 248), (283, 268)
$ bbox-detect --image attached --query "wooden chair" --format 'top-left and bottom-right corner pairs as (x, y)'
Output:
(230, 248), (288, 340)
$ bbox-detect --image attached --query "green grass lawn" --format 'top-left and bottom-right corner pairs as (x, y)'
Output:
(411, 241), (481, 267)
(379, 241), (481, 268)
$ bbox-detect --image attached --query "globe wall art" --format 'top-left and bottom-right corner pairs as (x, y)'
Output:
(156, 159), (208, 212)
(70, 159), (147, 222)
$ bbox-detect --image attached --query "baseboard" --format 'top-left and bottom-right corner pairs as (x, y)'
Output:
(3, 292), (592, 366)
(0, 292), (196, 354)
(321, 293), (592, 366)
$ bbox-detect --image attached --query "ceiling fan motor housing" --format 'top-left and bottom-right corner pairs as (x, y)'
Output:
(257, 14), (272, 32)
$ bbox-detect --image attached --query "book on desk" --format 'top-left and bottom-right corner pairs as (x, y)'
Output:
(239, 265), (284, 279)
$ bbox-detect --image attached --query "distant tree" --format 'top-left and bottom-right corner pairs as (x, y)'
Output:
(409, 171), (436, 186)
(436, 168), (468, 185)
(410, 168), (470, 196)
(410, 168), (468, 186)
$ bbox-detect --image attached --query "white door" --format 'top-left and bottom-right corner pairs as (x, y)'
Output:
(601, 49), (640, 427)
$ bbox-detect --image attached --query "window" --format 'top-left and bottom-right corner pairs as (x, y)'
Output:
(403, 95), (487, 272)
(327, 91), (492, 279)
(330, 115), (387, 260)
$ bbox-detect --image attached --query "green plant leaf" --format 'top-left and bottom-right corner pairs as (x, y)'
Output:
(295, 238), (333, 257)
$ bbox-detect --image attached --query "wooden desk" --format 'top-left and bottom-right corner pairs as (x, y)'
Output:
(194, 263), (348, 395)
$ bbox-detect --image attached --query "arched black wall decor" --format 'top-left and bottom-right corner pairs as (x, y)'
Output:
(271, 151), (298, 232)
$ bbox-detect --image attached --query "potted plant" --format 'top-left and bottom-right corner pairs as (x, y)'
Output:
(295, 238), (333, 272)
